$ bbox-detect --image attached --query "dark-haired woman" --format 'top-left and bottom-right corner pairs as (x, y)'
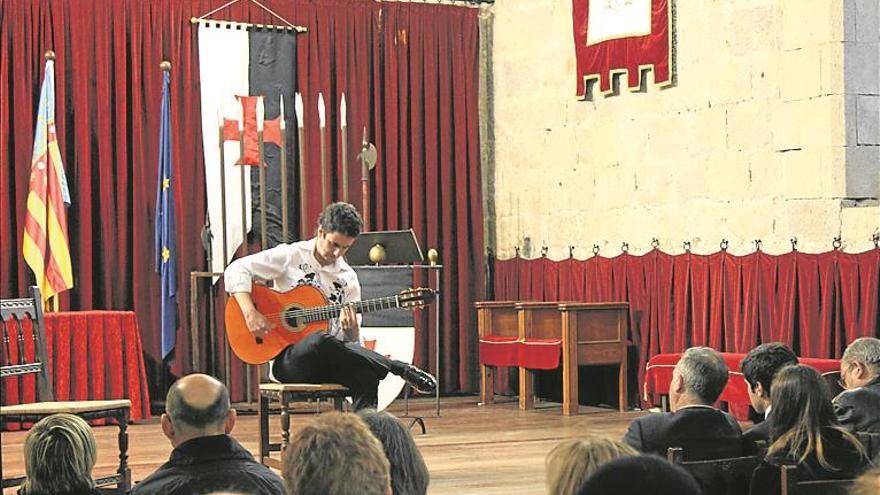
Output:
(749, 364), (869, 495)
(359, 410), (429, 495)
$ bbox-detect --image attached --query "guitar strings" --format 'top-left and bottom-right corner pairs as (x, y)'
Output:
(260, 295), (403, 324)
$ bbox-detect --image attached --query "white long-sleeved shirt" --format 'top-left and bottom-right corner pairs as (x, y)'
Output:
(224, 238), (361, 341)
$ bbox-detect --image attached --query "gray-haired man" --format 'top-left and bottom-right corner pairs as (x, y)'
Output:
(623, 347), (742, 460)
(835, 337), (880, 434)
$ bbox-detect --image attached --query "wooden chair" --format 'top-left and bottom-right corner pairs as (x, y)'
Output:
(0, 287), (131, 493)
(257, 383), (349, 469)
(558, 302), (629, 415)
(475, 301), (519, 405)
(516, 301), (564, 411)
(780, 464), (854, 495)
(667, 447), (761, 495)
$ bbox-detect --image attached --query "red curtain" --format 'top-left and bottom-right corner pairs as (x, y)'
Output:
(2, 0), (483, 399)
(493, 249), (880, 405)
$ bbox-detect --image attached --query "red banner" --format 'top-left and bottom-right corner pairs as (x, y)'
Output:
(572, 0), (672, 97)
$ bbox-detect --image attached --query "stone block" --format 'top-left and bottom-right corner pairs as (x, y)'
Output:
(844, 42), (880, 95)
(820, 42), (846, 95)
(857, 95), (880, 144)
(727, 100), (773, 151)
(845, 145), (880, 197)
(840, 204), (880, 251)
(854, 0), (879, 43)
(779, 47), (823, 101)
(771, 100), (804, 151)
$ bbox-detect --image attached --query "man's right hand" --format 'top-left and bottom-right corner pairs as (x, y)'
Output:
(232, 292), (271, 338)
(243, 307), (271, 338)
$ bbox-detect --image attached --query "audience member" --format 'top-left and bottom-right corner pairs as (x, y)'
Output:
(545, 435), (637, 495)
(623, 346), (742, 460)
(19, 413), (99, 495)
(574, 454), (701, 495)
(740, 343), (798, 445)
(359, 410), (429, 495)
(850, 465), (880, 495)
(749, 364), (868, 495)
(283, 411), (391, 495)
(834, 336), (880, 434)
(131, 373), (285, 495)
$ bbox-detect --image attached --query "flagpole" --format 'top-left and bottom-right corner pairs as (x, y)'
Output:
(218, 109), (231, 386)
(318, 92), (328, 206)
(236, 101), (253, 405)
(360, 126), (370, 231)
(279, 96), (289, 243)
(257, 97), (267, 250)
(340, 93), (348, 202)
(295, 93), (307, 238)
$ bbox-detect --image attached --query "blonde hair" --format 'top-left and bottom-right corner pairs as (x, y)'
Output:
(20, 413), (97, 495)
(545, 435), (638, 495)
(283, 412), (390, 495)
(851, 466), (880, 495)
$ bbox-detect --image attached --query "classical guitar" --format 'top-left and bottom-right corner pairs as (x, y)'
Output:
(225, 284), (435, 364)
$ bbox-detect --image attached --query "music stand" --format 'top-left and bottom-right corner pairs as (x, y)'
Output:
(345, 229), (423, 265)
(347, 229), (434, 432)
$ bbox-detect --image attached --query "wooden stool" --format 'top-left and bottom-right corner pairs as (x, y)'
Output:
(258, 383), (350, 469)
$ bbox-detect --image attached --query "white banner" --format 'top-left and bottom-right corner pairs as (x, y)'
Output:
(198, 22), (252, 282)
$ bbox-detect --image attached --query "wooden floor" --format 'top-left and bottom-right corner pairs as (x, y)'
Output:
(1, 396), (647, 495)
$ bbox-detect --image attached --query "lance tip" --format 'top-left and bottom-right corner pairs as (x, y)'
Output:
(160, 60), (172, 72)
(44, 50), (56, 61)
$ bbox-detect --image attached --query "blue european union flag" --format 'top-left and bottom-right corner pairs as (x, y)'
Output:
(155, 70), (177, 359)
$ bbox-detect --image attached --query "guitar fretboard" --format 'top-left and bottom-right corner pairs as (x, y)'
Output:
(287, 295), (402, 324)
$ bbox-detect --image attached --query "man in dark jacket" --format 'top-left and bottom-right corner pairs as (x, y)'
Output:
(623, 346), (743, 460)
(131, 374), (285, 495)
(835, 337), (880, 434)
(740, 343), (799, 444)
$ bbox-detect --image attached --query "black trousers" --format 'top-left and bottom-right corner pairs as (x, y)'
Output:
(271, 332), (403, 410)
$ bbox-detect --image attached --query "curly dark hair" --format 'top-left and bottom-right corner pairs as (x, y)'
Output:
(318, 202), (363, 238)
(740, 342), (798, 395)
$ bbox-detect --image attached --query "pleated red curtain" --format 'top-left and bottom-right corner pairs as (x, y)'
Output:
(492, 249), (880, 404)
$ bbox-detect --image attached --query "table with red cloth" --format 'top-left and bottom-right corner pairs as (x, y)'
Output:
(643, 352), (841, 420)
(2, 311), (151, 429)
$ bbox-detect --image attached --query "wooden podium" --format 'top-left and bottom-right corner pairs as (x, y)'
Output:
(558, 302), (629, 415)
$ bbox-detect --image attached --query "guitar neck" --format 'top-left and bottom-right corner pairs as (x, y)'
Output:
(299, 296), (402, 324)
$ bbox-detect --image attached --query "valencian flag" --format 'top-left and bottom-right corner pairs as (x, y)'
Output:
(197, 21), (298, 280)
(155, 68), (177, 359)
(22, 55), (74, 306)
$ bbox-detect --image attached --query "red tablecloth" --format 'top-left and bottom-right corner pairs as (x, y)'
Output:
(644, 352), (840, 420)
(2, 310), (151, 428)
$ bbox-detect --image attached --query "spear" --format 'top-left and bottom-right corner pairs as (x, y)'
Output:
(340, 93), (348, 202)
(279, 95), (288, 243)
(318, 92), (328, 206)
(295, 92), (307, 238)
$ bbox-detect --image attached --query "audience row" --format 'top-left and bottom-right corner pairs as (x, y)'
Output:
(14, 336), (880, 495)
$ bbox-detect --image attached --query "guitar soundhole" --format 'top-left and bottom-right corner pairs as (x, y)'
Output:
(282, 313), (300, 329)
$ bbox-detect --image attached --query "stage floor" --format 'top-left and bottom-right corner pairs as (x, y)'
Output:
(1, 395), (646, 495)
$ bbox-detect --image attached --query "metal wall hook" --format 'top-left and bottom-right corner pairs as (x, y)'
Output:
(592, 244), (600, 255)
(651, 238), (660, 249)
(720, 239), (729, 251)
(754, 239), (762, 251)
(568, 245), (576, 258)
(514, 246), (521, 257)
(621, 242), (629, 253)
(683, 241), (691, 252)
(832, 237), (842, 250)
(873, 233), (879, 249)
(790, 237), (798, 251)
(541, 245), (549, 257)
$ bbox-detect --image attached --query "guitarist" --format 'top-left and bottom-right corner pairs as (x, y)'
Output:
(224, 202), (436, 410)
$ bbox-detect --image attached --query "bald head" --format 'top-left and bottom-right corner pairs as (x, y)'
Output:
(166, 374), (230, 432)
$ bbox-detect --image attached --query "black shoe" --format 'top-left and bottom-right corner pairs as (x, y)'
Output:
(401, 365), (437, 394)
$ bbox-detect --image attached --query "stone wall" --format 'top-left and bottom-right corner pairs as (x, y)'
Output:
(490, 0), (878, 259)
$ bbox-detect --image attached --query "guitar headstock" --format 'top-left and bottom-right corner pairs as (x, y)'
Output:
(398, 288), (436, 310)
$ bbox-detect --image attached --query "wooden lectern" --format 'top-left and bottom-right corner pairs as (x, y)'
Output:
(558, 302), (629, 415)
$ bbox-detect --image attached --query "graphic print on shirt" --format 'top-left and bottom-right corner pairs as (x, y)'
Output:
(328, 278), (348, 305)
(296, 270), (321, 291)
